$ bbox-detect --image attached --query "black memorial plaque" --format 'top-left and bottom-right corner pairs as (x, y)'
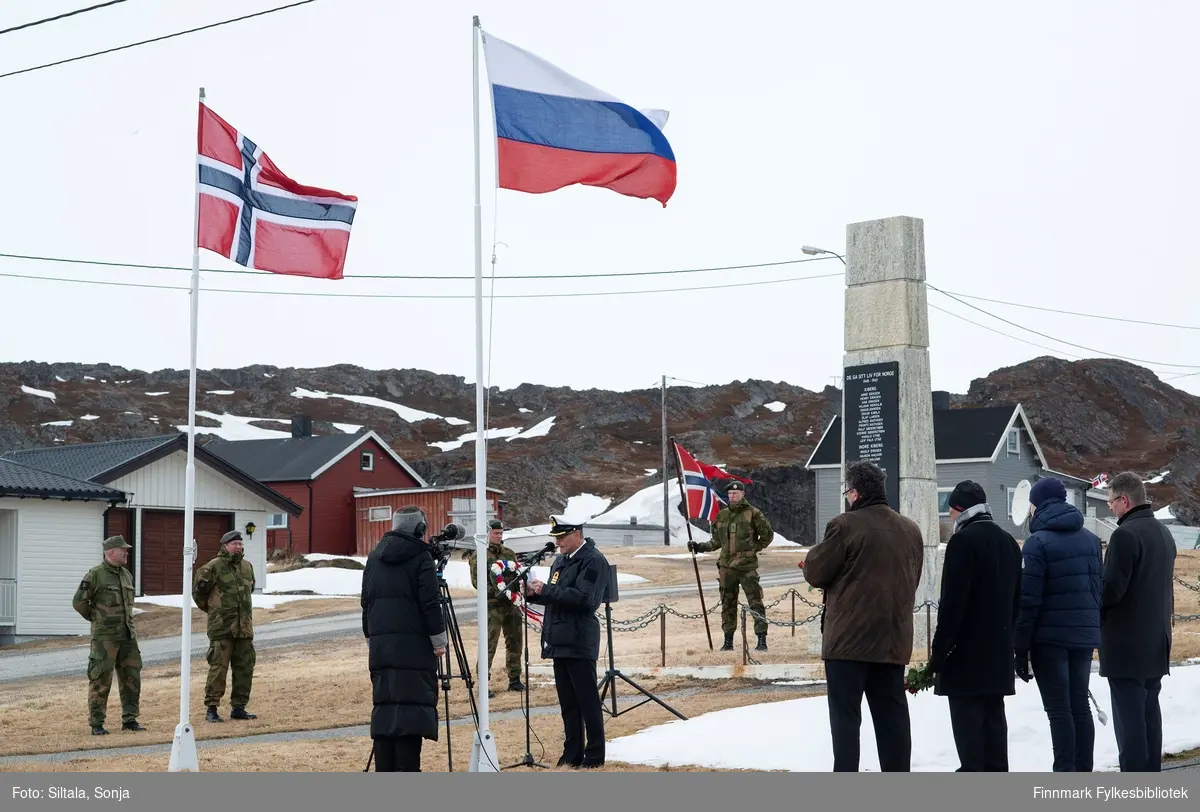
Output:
(843, 362), (900, 511)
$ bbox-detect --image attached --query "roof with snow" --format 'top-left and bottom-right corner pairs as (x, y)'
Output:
(807, 403), (1047, 468)
(205, 430), (428, 487)
(1, 434), (302, 514)
(0, 457), (127, 502)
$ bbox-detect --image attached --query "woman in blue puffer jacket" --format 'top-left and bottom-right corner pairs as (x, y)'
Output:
(1013, 477), (1103, 772)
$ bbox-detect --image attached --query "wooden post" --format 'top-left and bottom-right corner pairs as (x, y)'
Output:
(660, 606), (666, 667)
(791, 591), (796, 637)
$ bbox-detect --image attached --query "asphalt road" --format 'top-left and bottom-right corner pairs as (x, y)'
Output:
(0, 570), (805, 684)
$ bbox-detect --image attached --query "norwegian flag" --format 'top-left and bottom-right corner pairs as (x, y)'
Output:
(196, 103), (357, 279)
(673, 440), (729, 523)
(1091, 472), (1109, 489)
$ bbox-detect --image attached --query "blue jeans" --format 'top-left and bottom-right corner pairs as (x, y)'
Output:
(1030, 645), (1095, 772)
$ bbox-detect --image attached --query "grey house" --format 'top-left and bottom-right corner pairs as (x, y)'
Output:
(805, 394), (1112, 540)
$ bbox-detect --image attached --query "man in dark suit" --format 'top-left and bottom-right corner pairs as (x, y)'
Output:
(929, 481), (1023, 771)
(1100, 472), (1178, 772)
(525, 516), (611, 768)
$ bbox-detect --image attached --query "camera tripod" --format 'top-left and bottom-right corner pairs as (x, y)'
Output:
(500, 565), (551, 770)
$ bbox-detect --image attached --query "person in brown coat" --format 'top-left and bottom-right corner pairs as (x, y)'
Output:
(804, 461), (924, 772)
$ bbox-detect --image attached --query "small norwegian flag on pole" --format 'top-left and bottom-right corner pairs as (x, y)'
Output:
(196, 101), (358, 279)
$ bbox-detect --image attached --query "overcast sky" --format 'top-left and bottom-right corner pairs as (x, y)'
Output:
(1, 0), (1197, 397)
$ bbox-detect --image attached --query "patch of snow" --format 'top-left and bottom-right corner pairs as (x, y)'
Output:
(608, 664), (1200, 772)
(333, 423), (363, 434)
(444, 417), (471, 426)
(564, 493), (612, 520)
(55, 375), (66, 383)
(149, 417), (160, 423)
(20, 385), (56, 401)
(508, 415), (556, 441)
(302, 553), (369, 564)
(763, 401), (787, 412)
(519, 408), (533, 414)
(207, 390), (235, 395)
(84, 376), (95, 381)
(265, 567), (363, 595)
(100, 379), (107, 383)
(1154, 505), (1175, 520)
(806, 429), (813, 436)
(41, 419), (73, 427)
(145, 391), (169, 396)
(633, 440), (644, 445)
(176, 412), (292, 441)
(81, 414), (99, 421)
(429, 426), (523, 452)
(645, 468), (658, 477)
(1147, 471), (1170, 484)
(53, 438), (63, 443)
(291, 386), (462, 425)
(263, 373), (274, 378)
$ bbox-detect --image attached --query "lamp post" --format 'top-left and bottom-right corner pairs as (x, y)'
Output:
(802, 245), (847, 265)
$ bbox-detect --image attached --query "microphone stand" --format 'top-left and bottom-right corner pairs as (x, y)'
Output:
(499, 546), (554, 771)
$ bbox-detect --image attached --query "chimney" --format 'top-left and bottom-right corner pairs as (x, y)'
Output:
(932, 391), (951, 411)
(291, 415), (313, 438)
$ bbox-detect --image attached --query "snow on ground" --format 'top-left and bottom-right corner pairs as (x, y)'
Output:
(291, 386), (468, 426)
(608, 665), (1200, 772)
(207, 390), (235, 395)
(333, 423), (363, 434)
(175, 412), (292, 441)
(146, 391), (168, 396)
(430, 417), (559, 452)
(645, 468), (658, 477)
(40, 419), (72, 427)
(1155, 504), (1175, 520)
(20, 385), (55, 401)
(83, 376), (95, 381)
(266, 567), (363, 595)
(81, 414), (99, 421)
(1147, 470), (1170, 484)
(763, 401), (787, 412)
(55, 375), (66, 382)
(519, 408), (532, 413)
(564, 493), (612, 520)
(302, 553), (368, 564)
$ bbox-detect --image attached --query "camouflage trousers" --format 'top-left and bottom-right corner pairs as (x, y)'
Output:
(205, 637), (256, 709)
(87, 637), (142, 729)
(718, 566), (767, 636)
(486, 602), (523, 681)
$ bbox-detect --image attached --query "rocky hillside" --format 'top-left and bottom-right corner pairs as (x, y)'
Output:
(1, 357), (1197, 541)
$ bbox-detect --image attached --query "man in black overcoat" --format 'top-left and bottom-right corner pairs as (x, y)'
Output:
(361, 507), (448, 772)
(1100, 472), (1178, 772)
(525, 515), (610, 768)
(929, 481), (1023, 771)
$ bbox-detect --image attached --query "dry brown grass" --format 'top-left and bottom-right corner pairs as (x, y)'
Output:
(0, 683), (816, 772)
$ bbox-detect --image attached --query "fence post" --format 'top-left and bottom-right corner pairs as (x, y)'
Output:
(660, 606), (666, 667)
(741, 607), (748, 666)
(791, 591), (796, 637)
(925, 603), (932, 660)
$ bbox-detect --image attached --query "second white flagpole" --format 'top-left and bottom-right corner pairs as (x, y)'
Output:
(168, 86), (203, 774)
(469, 15), (499, 773)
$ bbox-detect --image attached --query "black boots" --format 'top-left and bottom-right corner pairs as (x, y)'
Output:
(755, 634), (768, 652)
(206, 706), (223, 723)
(508, 678), (524, 692)
(721, 633), (734, 651)
(92, 726), (109, 736)
(122, 721), (146, 732)
(231, 707), (257, 720)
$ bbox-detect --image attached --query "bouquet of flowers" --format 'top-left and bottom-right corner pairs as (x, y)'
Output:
(904, 662), (934, 695)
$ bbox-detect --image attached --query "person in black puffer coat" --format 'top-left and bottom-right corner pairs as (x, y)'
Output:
(1014, 477), (1103, 773)
(361, 507), (448, 772)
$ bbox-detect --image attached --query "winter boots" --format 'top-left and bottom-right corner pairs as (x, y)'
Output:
(721, 633), (734, 651)
(231, 707), (257, 720)
(206, 706), (223, 723)
(121, 720), (146, 732)
(509, 678), (524, 692)
(755, 634), (768, 652)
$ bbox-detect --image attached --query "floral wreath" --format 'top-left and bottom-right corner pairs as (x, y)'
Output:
(490, 560), (543, 623)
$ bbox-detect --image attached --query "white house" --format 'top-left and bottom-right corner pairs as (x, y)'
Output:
(1, 435), (302, 642)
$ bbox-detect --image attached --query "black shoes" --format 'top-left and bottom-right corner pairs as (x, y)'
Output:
(755, 634), (768, 652)
(231, 707), (257, 720)
(509, 678), (524, 692)
(91, 726), (109, 736)
(720, 633), (734, 651)
(206, 706), (223, 723)
(121, 721), (146, 732)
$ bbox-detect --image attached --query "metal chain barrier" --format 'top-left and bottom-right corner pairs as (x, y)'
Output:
(1176, 576), (1200, 595)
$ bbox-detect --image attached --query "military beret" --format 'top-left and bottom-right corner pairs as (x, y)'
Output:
(488, 519), (504, 531)
(548, 515), (583, 537)
(726, 481), (746, 492)
(102, 535), (132, 550)
(220, 531), (243, 545)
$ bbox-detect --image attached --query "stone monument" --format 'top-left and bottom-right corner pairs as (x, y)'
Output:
(841, 215), (940, 649)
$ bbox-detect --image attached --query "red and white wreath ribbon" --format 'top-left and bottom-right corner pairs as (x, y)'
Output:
(491, 560), (544, 624)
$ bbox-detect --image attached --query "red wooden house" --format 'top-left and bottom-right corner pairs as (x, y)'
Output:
(354, 485), (506, 556)
(204, 417), (427, 556)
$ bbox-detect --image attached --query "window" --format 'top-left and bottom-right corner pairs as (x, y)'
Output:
(1007, 429), (1020, 456)
(361, 451), (375, 471)
(937, 489), (954, 516)
(1007, 487), (1016, 517)
(266, 513), (287, 529)
(368, 505), (391, 522)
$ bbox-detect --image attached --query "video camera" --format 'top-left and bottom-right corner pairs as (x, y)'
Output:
(428, 522), (469, 569)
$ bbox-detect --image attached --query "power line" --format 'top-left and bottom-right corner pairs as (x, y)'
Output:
(0, 0), (319, 80)
(933, 288), (1200, 332)
(0, 1), (128, 37)
(0, 250), (841, 280)
(0, 268), (844, 300)
(926, 283), (1200, 370)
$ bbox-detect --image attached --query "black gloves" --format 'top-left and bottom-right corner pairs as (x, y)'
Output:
(1015, 649), (1031, 682)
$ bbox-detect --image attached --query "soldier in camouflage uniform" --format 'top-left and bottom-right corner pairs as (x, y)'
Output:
(689, 481), (775, 652)
(192, 530), (258, 722)
(72, 535), (145, 735)
(466, 519), (524, 696)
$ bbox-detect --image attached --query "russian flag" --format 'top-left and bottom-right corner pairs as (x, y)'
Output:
(480, 30), (677, 207)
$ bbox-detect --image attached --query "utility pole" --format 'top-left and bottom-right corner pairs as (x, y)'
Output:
(661, 375), (669, 546)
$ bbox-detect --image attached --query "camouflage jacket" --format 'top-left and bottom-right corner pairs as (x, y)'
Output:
(696, 500), (775, 570)
(466, 542), (518, 604)
(192, 551), (256, 639)
(72, 562), (136, 640)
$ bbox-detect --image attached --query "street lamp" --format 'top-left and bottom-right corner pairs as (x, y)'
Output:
(802, 245), (847, 265)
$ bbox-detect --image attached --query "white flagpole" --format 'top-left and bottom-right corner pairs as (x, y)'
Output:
(168, 86), (203, 774)
(469, 15), (499, 773)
